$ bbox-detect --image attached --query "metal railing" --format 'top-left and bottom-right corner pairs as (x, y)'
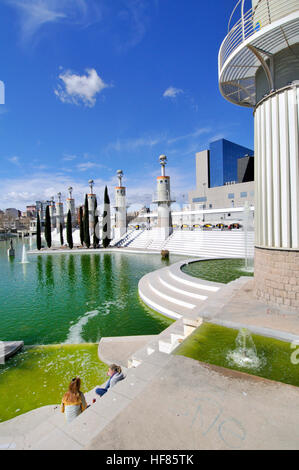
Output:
(219, 0), (299, 74)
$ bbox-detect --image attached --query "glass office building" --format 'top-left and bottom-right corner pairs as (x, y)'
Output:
(209, 139), (253, 188)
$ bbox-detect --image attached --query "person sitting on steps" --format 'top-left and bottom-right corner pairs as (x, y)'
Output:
(61, 376), (87, 423)
(95, 364), (125, 397)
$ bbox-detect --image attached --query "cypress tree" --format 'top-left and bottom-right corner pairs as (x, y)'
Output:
(60, 223), (64, 246)
(45, 205), (52, 248)
(36, 213), (41, 251)
(67, 210), (73, 249)
(102, 186), (111, 248)
(79, 206), (84, 246)
(93, 197), (99, 248)
(83, 194), (90, 248)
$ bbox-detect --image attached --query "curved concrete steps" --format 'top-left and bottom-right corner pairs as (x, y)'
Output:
(138, 259), (224, 322)
(0, 341), (24, 363)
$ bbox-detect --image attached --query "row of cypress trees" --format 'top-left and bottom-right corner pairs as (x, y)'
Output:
(36, 186), (111, 250)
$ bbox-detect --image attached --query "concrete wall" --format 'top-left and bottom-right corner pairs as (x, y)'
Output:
(189, 181), (254, 210)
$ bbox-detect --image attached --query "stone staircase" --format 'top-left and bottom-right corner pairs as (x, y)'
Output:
(112, 229), (144, 247)
(0, 259), (226, 450)
(111, 229), (254, 258)
(138, 259), (223, 321)
(163, 230), (254, 258)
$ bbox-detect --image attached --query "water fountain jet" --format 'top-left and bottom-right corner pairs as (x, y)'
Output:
(21, 245), (29, 264)
(226, 328), (264, 370)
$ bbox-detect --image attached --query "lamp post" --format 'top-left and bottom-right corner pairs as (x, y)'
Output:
(202, 183), (207, 222)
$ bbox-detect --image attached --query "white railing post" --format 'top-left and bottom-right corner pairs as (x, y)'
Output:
(241, 0), (246, 41)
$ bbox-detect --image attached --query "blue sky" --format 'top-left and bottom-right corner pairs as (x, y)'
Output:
(0, 0), (254, 211)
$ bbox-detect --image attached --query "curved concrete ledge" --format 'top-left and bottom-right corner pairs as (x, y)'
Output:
(0, 341), (24, 363)
(138, 259), (224, 322)
(27, 247), (165, 256)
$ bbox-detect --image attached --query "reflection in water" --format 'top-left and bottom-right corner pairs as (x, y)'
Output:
(118, 255), (130, 298)
(68, 255), (75, 285)
(8, 253), (15, 272)
(0, 241), (178, 346)
(103, 254), (113, 298)
(60, 254), (66, 277)
(92, 255), (100, 283)
(91, 255), (101, 301)
(22, 263), (28, 278)
(36, 255), (43, 287)
(81, 255), (93, 303)
(45, 256), (54, 287)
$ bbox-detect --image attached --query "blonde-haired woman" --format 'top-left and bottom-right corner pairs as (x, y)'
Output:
(61, 377), (87, 423)
(95, 364), (124, 397)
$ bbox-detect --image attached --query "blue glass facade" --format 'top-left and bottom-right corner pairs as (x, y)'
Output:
(209, 139), (253, 188)
(192, 197), (207, 203)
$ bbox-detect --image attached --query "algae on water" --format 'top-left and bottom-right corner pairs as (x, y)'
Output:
(175, 323), (299, 387)
(0, 344), (107, 423)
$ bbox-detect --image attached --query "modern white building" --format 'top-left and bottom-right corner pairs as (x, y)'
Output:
(188, 138), (254, 212)
(219, 0), (299, 309)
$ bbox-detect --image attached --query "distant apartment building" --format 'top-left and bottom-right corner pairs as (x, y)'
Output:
(5, 208), (20, 219)
(26, 205), (36, 218)
(36, 200), (52, 222)
(188, 138), (254, 211)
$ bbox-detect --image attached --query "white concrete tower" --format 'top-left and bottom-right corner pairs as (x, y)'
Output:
(219, 0), (299, 309)
(66, 186), (76, 227)
(152, 155), (175, 240)
(49, 196), (56, 229)
(114, 170), (127, 240)
(87, 179), (96, 232)
(55, 192), (64, 232)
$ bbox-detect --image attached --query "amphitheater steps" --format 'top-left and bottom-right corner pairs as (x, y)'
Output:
(112, 229), (255, 258)
(138, 259), (223, 323)
(163, 231), (254, 258)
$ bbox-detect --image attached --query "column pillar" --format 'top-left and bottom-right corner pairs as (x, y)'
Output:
(254, 83), (299, 309)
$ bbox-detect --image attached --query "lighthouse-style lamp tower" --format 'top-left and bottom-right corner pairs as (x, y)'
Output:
(219, 0), (299, 309)
(153, 155), (175, 240)
(87, 179), (96, 232)
(114, 170), (127, 240)
(49, 196), (56, 229)
(55, 192), (64, 232)
(66, 186), (76, 227)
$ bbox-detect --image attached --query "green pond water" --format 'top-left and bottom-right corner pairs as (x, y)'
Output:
(0, 343), (107, 423)
(175, 323), (299, 387)
(0, 239), (183, 345)
(181, 258), (254, 284)
(0, 238), (186, 422)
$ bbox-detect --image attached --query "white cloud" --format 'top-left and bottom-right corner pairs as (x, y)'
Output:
(8, 156), (20, 165)
(55, 68), (109, 107)
(62, 154), (77, 161)
(0, 171), (115, 210)
(167, 127), (211, 144)
(32, 164), (48, 170)
(115, 0), (149, 51)
(106, 135), (163, 153)
(163, 86), (184, 99)
(7, 0), (102, 40)
(76, 161), (105, 172)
